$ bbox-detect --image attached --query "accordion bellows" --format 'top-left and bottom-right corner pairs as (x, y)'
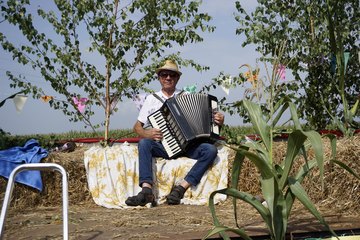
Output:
(148, 93), (220, 158)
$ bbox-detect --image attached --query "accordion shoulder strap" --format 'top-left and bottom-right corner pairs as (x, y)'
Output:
(152, 90), (186, 103)
(178, 90), (186, 95)
(152, 93), (164, 103)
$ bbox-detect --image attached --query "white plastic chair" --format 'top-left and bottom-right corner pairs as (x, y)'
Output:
(0, 163), (68, 240)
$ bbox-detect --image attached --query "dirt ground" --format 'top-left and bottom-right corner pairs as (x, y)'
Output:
(2, 198), (360, 240)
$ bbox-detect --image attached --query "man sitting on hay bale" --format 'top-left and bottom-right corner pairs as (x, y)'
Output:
(125, 60), (225, 207)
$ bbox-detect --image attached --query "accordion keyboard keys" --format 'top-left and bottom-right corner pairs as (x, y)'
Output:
(148, 111), (182, 158)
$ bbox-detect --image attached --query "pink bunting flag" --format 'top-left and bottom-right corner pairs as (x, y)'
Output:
(73, 97), (88, 113)
(277, 64), (286, 80)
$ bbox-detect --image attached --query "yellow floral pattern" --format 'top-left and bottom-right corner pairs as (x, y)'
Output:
(84, 142), (230, 208)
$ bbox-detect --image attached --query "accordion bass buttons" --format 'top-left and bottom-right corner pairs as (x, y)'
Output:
(211, 100), (220, 135)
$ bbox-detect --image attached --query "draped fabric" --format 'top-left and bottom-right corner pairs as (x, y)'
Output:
(0, 139), (48, 191)
(84, 142), (230, 208)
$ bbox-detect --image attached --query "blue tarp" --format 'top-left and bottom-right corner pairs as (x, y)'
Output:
(0, 139), (48, 191)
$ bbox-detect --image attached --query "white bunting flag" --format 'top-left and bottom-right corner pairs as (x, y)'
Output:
(13, 94), (28, 113)
(220, 76), (232, 95)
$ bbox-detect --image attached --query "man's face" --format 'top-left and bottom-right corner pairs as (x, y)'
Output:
(158, 70), (180, 90)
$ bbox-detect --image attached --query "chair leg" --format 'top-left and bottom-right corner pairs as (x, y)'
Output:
(0, 163), (68, 240)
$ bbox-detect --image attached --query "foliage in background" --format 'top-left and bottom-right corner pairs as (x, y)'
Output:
(234, 0), (359, 130)
(319, 0), (360, 137)
(0, 0), (214, 143)
(0, 128), (136, 150)
(200, 42), (297, 133)
(204, 47), (360, 240)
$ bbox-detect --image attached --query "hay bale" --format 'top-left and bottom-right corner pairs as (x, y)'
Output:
(303, 136), (360, 211)
(227, 136), (360, 213)
(1, 136), (359, 214)
(0, 147), (94, 210)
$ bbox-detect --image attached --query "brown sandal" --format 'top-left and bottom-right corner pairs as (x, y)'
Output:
(125, 188), (156, 207)
(166, 185), (186, 205)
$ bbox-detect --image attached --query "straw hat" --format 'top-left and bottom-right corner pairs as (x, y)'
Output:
(155, 60), (182, 76)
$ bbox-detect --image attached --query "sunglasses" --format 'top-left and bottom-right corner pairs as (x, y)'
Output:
(159, 72), (178, 78)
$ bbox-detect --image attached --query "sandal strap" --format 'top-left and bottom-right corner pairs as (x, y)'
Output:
(166, 185), (186, 205)
(171, 186), (185, 198)
(125, 189), (155, 206)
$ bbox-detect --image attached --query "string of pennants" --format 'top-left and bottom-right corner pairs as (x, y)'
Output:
(0, 51), (356, 114)
(0, 92), (120, 114)
(0, 84), (200, 114)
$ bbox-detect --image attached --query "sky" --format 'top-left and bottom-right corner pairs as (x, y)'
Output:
(0, 1), (261, 135)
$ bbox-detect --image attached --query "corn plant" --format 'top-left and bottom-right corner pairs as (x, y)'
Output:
(204, 46), (359, 240)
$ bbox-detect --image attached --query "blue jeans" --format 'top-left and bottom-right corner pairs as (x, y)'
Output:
(138, 138), (218, 187)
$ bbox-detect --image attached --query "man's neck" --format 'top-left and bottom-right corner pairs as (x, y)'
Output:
(161, 88), (176, 98)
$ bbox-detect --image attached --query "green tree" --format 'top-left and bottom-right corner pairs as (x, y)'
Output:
(234, 0), (359, 130)
(0, 0), (214, 142)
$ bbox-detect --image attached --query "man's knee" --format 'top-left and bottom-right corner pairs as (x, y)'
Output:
(204, 143), (218, 158)
(138, 138), (153, 149)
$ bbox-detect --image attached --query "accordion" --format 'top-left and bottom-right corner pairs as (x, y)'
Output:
(148, 93), (220, 158)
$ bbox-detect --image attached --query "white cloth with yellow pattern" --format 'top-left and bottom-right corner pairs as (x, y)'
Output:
(84, 142), (229, 208)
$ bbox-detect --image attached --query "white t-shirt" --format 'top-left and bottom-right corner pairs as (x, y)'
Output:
(138, 89), (183, 128)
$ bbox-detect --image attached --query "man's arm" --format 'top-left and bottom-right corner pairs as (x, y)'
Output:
(133, 120), (163, 141)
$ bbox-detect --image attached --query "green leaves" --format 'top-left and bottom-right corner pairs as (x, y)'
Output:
(260, 177), (287, 240)
(204, 3), (359, 238)
(203, 225), (251, 240)
(288, 177), (338, 237)
(1, 0), (214, 138)
(205, 95), (343, 240)
(206, 188), (271, 240)
(235, 0), (359, 130)
(230, 144), (273, 179)
(242, 100), (271, 152)
(278, 130), (307, 189)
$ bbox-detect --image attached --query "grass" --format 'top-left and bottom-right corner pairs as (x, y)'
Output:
(0, 128), (136, 150)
